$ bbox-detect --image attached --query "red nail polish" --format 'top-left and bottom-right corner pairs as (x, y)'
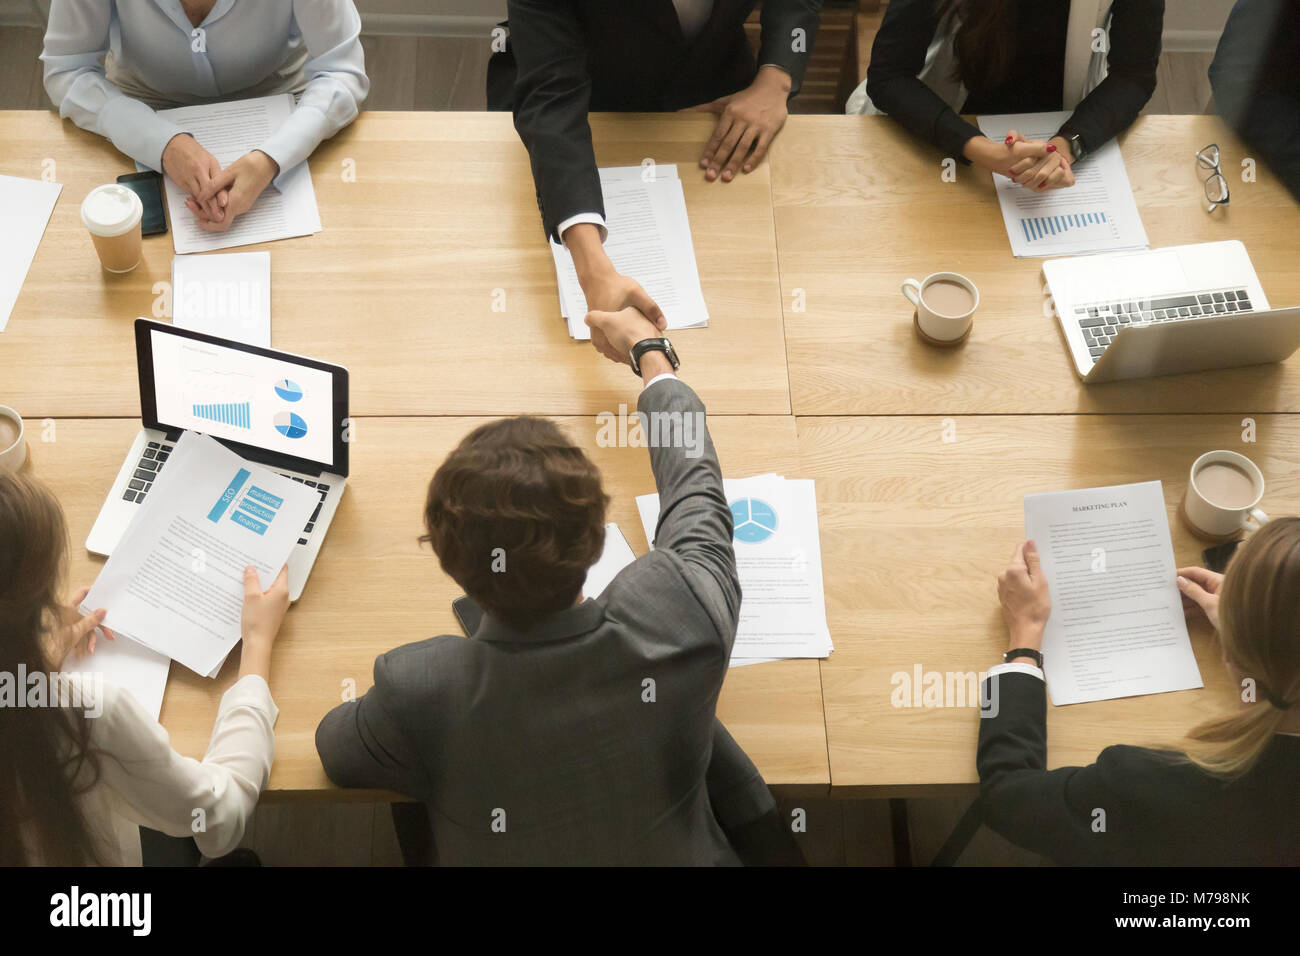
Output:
(1004, 136), (1014, 146)
(1046, 144), (1057, 153)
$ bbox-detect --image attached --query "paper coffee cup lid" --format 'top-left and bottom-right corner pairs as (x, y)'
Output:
(81, 184), (143, 237)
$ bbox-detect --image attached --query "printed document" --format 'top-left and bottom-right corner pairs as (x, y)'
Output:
(61, 637), (171, 722)
(172, 251), (271, 346)
(0, 174), (61, 331)
(84, 431), (317, 676)
(977, 111), (1148, 258)
(1024, 480), (1203, 705)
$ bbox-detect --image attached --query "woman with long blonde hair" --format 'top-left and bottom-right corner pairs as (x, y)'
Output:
(980, 522), (1299, 864)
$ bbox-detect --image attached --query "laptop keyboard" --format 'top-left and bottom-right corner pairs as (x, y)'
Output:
(122, 440), (328, 546)
(1074, 289), (1254, 362)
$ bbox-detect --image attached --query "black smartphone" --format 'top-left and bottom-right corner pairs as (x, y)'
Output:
(452, 595), (484, 637)
(116, 170), (168, 236)
(1203, 540), (1240, 575)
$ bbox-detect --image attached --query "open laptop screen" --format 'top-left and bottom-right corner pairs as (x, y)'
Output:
(134, 318), (349, 477)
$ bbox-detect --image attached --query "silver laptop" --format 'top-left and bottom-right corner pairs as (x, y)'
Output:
(87, 318), (350, 601)
(1043, 240), (1300, 383)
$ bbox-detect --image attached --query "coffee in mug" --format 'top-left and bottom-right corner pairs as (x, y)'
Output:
(1181, 450), (1268, 540)
(81, 184), (143, 274)
(0, 406), (27, 473)
(903, 272), (979, 346)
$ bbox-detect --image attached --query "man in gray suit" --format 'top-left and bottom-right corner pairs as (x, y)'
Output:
(315, 306), (799, 865)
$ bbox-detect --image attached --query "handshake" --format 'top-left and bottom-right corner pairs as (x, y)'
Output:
(584, 306), (670, 369)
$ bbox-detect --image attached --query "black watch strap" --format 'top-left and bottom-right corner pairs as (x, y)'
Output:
(629, 337), (680, 377)
(1003, 648), (1044, 667)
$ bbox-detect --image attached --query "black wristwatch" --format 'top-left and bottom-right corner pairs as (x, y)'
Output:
(629, 337), (680, 377)
(1003, 648), (1044, 667)
(1064, 131), (1086, 164)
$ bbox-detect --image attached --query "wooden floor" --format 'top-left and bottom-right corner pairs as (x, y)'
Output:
(1, 9), (1210, 865)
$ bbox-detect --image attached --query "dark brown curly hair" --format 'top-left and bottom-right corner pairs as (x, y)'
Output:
(422, 417), (609, 631)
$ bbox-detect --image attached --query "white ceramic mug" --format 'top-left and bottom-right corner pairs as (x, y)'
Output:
(1182, 449), (1269, 539)
(0, 405), (27, 473)
(902, 271), (979, 344)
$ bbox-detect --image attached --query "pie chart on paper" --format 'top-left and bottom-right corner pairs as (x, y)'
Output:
(274, 411), (308, 439)
(730, 497), (778, 543)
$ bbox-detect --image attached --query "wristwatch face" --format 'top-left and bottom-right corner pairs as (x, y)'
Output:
(631, 337), (678, 375)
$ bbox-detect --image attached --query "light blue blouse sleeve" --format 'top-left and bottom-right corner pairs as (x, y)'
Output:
(258, 0), (370, 188)
(41, 0), (188, 172)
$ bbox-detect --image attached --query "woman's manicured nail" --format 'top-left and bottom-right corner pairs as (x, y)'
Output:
(1046, 144), (1057, 153)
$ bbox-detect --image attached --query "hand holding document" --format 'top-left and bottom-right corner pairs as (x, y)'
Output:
(0, 174), (62, 332)
(172, 252), (272, 346)
(1024, 480), (1203, 705)
(84, 431), (317, 676)
(551, 165), (709, 339)
(977, 111), (1148, 258)
(637, 474), (833, 666)
(148, 94), (322, 254)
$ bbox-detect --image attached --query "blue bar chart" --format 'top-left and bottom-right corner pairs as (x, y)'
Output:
(1019, 211), (1113, 244)
(192, 401), (251, 429)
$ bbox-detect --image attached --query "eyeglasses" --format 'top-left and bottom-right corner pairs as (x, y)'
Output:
(1196, 143), (1230, 213)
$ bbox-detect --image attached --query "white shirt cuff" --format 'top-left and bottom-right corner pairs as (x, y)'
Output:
(559, 212), (608, 244)
(987, 662), (1045, 681)
(642, 371), (679, 390)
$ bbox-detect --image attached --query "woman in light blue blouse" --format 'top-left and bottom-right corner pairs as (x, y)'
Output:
(42, 0), (369, 233)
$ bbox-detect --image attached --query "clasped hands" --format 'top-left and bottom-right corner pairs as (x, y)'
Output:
(162, 133), (280, 233)
(967, 129), (1077, 192)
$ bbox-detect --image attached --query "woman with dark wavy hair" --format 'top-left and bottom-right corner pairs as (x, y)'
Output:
(0, 471), (289, 865)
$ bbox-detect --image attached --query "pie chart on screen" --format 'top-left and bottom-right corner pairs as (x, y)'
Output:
(730, 497), (778, 543)
(274, 411), (308, 439)
(273, 379), (304, 402)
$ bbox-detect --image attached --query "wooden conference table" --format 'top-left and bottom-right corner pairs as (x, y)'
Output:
(4, 109), (1299, 802)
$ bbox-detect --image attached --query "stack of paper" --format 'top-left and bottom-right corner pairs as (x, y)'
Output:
(83, 431), (317, 678)
(550, 165), (709, 339)
(636, 474), (833, 667)
(977, 111), (1148, 258)
(145, 93), (322, 254)
(0, 174), (62, 332)
(1024, 480), (1202, 705)
(172, 251), (271, 346)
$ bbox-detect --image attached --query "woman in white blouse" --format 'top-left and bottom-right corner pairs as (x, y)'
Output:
(42, 0), (369, 233)
(0, 472), (289, 866)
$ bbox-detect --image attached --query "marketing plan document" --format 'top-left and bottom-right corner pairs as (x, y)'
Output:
(637, 474), (833, 663)
(0, 174), (61, 331)
(977, 111), (1148, 258)
(83, 431), (316, 676)
(1024, 480), (1203, 705)
(147, 94), (322, 254)
(550, 164), (709, 338)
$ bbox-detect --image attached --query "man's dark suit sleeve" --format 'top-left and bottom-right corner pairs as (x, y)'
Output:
(507, 0), (603, 243)
(315, 652), (428, 799)
(977, 671), (1133, 865)
(758, 0), (823, 95)
(639, 378), (741, 652)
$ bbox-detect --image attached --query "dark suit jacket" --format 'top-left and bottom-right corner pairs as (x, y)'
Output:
(316, 379), (774, 865)
(503, 0), (823, 240)
(978, 671), (1300, 865)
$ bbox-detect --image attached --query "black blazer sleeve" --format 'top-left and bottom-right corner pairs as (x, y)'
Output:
(977, 670), (1151, 865)
(507, 0), (604, 243)
(758, 0), (824, 95)
(864, 0), (983, 159)
(1056, 0), (1164, 154)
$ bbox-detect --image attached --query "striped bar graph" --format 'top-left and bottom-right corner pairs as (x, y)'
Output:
(192, 401), (251, 429)
(1019, 210), (1109, 243)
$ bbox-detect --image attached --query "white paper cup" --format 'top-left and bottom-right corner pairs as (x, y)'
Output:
(1181, 449), (1269, 540)
(903, 271), (979, 345)
(0, 405), (27, 473)
(81, 183), (143, 274)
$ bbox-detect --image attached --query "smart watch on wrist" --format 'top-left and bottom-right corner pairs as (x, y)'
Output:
(629, 337), (680, 377)
(1003, 648), (1044, 667)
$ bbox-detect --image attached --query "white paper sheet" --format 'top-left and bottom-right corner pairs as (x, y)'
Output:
(1024, 480), (1203, 705)
(61, 636), (171, 722)
(148, 94), (322, 254)
(83, 431), (317, 676)
(172, 251), (271, 346)
(551, 164), (709, 339)
(0, 174), (62, 332)
(977, 111), (1148, 258)
(637, 474), (833, 662)
(582, 523), (637, 598)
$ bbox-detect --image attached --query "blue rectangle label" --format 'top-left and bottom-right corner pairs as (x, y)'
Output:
(208, 469), (251, 523)
(230, 510), (268, 535)
(246, 486), (283, 508)
(238, 499), (277, 522)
